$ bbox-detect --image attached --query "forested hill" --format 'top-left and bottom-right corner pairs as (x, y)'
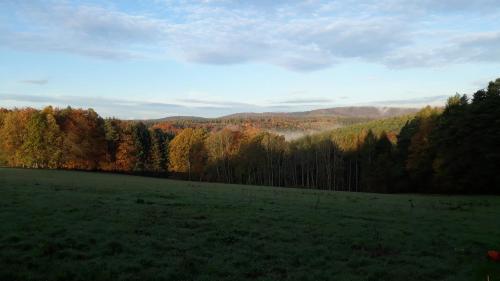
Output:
(217, 106), (419, 119)
(319, 114), (416, 150)
(0, 78), (499, 194)
(147, 106), (419, 139)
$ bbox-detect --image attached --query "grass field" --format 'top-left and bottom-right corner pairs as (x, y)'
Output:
(1, 168), (499, 281)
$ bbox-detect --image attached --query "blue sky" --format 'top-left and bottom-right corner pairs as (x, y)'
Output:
(1, 0), (499, 118)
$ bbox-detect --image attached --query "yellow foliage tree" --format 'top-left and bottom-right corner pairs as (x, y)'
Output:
(168, 128), (207, 180)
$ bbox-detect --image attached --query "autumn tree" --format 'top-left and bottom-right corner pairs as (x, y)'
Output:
(0, 109), (6, 164)
(20, 107), (63, 168)
(206, 129), (243, 183)
(168, 128), (207, 180)
(56, 107), (106, 170)
(115, 122), (136, 172)
(0, 108), (36, 166)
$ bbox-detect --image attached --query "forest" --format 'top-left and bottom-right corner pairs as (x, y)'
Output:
(1, 78), (499, 194)
(147, 106), (418, 138)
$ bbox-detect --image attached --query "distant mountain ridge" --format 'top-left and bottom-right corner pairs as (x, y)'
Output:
(146, 106), (420, 122)
(214, 106), (419, 120)
(149, 116), (208, 122)
(292, 106), (419, 118)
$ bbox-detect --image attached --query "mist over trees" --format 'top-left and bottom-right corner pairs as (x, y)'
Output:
(0, 78), (499, 194)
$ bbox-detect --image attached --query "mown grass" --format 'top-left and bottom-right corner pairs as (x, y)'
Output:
(0, 168), (499, 281)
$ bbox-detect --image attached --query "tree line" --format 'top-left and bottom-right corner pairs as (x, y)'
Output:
(1, 78), (498, 194)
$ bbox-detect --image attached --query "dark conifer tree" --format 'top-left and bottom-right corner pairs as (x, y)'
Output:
(132, 122), (151, 172)
(149, 128), (168, 173)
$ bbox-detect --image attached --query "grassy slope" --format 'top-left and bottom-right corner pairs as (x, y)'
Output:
(0, 168), (499, 281)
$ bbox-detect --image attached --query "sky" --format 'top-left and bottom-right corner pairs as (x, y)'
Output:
(0, 0), (499, 119)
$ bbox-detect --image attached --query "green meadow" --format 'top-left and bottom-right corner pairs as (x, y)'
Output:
(1, 168), (499, 281)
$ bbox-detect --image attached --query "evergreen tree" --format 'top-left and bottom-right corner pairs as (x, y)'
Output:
(104, 118), (120, 165)
(132, 122), (151, 172)
(149, 128), (168, 173)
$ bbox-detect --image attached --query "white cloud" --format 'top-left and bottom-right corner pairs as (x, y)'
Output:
(362, 95), (449, 108)
(1, 92), (450, 118)
(0, 0), (499, 70)
(384, 31), (500, 67)
(19, 79), (49, 85)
